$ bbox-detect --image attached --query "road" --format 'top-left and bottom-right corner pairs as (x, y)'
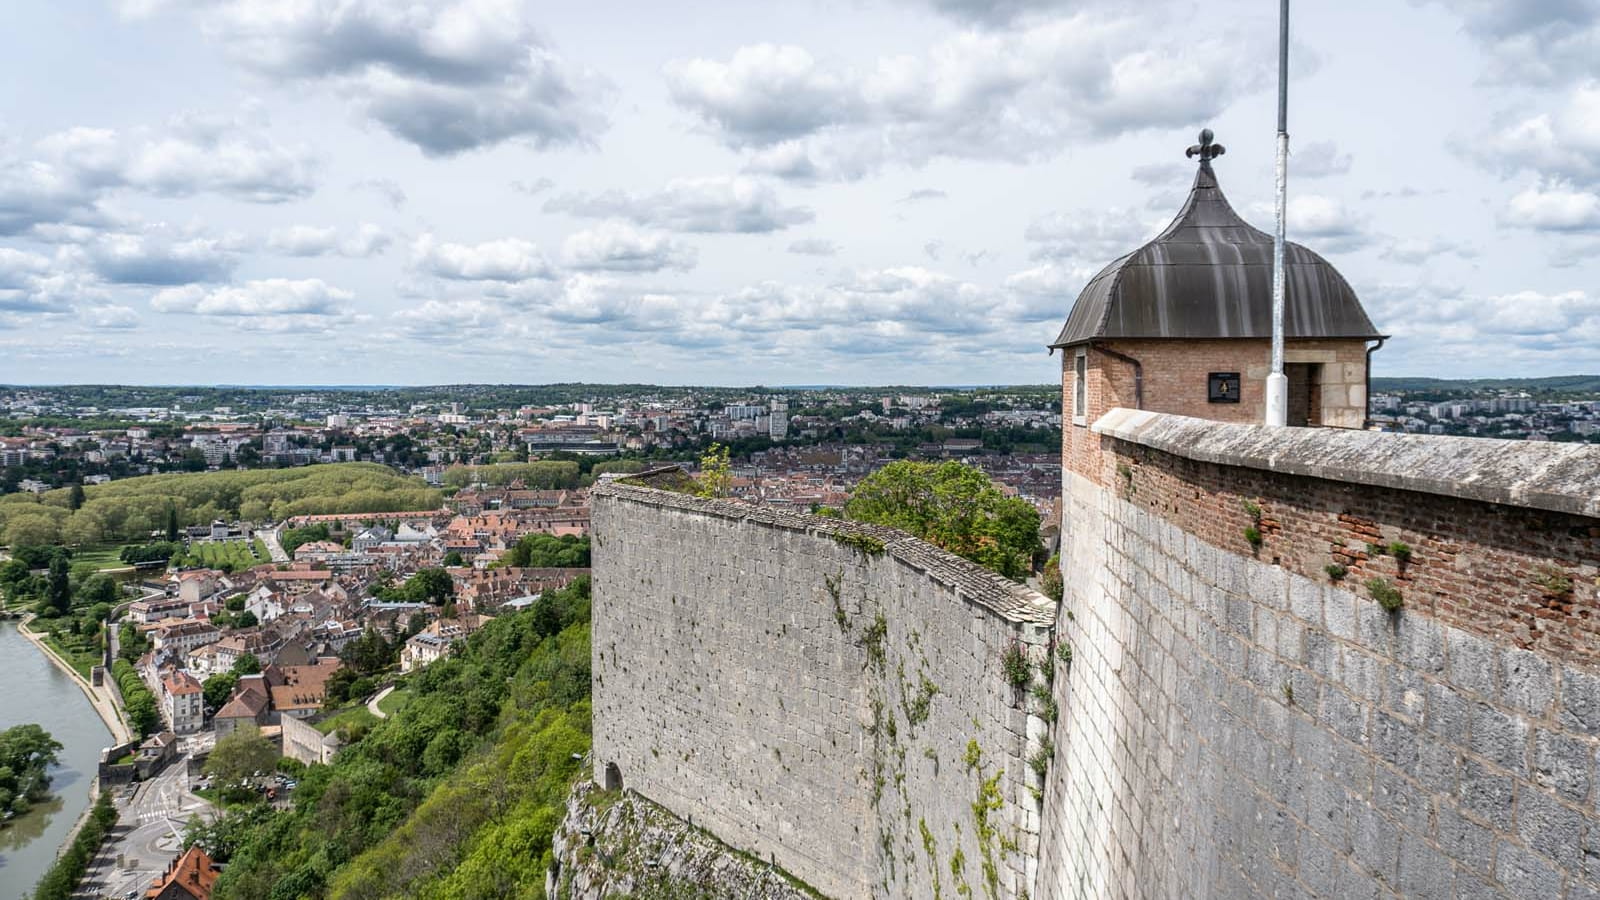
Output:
(367, 685), (395, 719)
(261, 528), (290, 563)
(80, 756), (216, 900)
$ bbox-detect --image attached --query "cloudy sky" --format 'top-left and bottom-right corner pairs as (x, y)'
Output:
(2, 0), (1597, 386)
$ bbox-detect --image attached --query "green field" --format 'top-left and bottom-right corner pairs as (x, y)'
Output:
(70, 544), (135, 572)
(175, 540), (267, 571)
(376, 688), (410, 717)
(315, 705), (378, 735)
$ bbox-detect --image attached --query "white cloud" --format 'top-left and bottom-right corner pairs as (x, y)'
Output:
(82, 304), (140, 329)
(1002, 261), (1096, 321)
(1421, 0), (1600, 86)
(0, 248), (64, 312)
(787, 238), (839, 256)
(353, 177), (407, 208)
(151, 278), (353, 316)
(512, 177), (554, 195)
(665, 45), (864, 147)
(135, 0), (608, 156)
(1379, 237), (1477, 264)
(915, 0), (1086, 26)
(1470, 83), (1600, 186)
(1024, 208), (1156, 263)
(412, 234), (554, 281)
(667, 13), (1267, 180)
(561, 223), (697, 273)
(77, 226), (241, 285)
(546, 176), (814, 233)
(1281, 195), (1372, 252)
(268, 224), (392, 257)
(1294, 140), (1354, 178)
(0, 116), (315, 235)
(1503, 182), (1600, 231)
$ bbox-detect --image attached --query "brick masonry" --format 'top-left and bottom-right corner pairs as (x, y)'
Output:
(591, 483), (1055, 900)
(1038, 412), (1600, 899)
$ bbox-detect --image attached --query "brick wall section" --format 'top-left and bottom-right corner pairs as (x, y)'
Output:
(1062, 338), (1371, 481)
(1038, 413), (1600, 899)
(590, 483), (1054, 899)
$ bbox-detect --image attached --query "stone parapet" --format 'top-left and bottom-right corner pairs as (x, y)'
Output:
(1092, 407), (1600, 518)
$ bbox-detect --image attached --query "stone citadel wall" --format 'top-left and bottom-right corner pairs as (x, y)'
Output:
(588, 412), (1600, 899)
(1037, 410), (1600, 899)
(590, 482), (1055, 899)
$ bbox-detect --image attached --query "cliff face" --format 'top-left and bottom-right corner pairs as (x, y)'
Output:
(551, 781), (825, 900)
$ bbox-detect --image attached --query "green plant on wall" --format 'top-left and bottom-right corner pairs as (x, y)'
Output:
(1366, 577), (1403, 612)
(1028, 735), (1055, 779)
(1387, 541), (1413, 565)
(1000, 642), (1031, 691)
(834, 531), (887, 557)
(1324, 563), (1348, 582)
(1535, 565), (1574, 597)
(1243, 525), (1263, 550)
(1116, 462), (1136, 497)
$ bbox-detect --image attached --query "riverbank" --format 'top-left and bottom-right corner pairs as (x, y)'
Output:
(16, 615), (133, 745)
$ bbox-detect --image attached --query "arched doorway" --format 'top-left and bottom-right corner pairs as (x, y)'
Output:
(603, 761), (623, 791)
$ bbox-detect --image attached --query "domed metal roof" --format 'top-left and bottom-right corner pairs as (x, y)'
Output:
(1050, 132), (1383, 349)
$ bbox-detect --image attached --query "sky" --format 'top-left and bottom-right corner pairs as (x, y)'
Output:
(1, 0), (1598, 386)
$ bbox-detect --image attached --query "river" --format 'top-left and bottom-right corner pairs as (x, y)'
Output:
(0, 620), (113, 900)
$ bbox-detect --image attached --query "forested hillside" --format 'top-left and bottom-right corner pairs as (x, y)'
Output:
(187, 578), (593, 899)
(0, 464), (441, 547)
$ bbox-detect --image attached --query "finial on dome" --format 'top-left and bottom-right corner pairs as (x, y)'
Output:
(1185, 128), (1226, 167)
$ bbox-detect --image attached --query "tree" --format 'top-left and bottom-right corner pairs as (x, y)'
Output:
(166, 505), (181, 542)
(5, 512), (62, 549)
(0, 723), (63, 816)
(405, 568), (454, 605)
(441, 550), (464, 567)
(203, 672), (240, 712)
(67, 483), (85, 512)
(1040, 553), (1063, 602)
(205, 732), (279, 787)
(500, 534), (590, 569)
(232, 654), (262, 676)
(844, 460), (1042, 580)
(45, 555), (71, 616)
(235, 611), (258, 628)
(696, 443), (732, 499)
(79, 574), (118, 607)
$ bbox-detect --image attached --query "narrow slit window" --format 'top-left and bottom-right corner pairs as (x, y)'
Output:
(1073, 349), (1088, 425)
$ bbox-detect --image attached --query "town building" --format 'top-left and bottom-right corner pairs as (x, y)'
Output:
(159, 671), (204, 734)
(144, 844), (220, 900)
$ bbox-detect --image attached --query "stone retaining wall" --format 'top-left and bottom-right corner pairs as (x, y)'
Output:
(591, 483), (1055, 899)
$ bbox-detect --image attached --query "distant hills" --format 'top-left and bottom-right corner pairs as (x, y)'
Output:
(1372, 375), (1600, 394)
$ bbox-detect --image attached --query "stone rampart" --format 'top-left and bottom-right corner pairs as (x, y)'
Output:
(591, 483), (1055, 899)
(1038, 409), (1600, 898)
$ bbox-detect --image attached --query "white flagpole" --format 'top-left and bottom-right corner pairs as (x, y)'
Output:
(1265, 0), (1290, 427)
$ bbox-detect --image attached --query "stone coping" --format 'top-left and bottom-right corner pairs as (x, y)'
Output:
(593, 482), (1056, 625)
(1092, 408), (1600, 518)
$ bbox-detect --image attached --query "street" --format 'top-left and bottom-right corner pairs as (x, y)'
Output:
(78, 757), (216, 900)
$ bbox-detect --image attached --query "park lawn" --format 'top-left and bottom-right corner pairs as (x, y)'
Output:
(70, 544), (135, 571)
(315, 705), (378, 735)
(376, 687), (410, 717)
